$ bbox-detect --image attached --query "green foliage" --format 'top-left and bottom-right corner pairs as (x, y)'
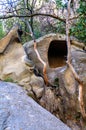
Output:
(4, 77), (14, 82)
(5, 18), (20, 31)
(33, 20), (42, 39)
(0, 21), (5, 39)
(55, 0), (86, 44)
(56, 21), (65, 34)
(54, 77), (59, 87)
(70, 1), (86, 44)
(56, 0), (63, 8)
(77, 1), (86, 14)
(70, 16), (86, 43)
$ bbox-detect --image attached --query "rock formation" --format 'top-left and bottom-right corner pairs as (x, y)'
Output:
(0, 25), (86, 129)
(0, 81), (71, 130)
(0, 25), (44, 98)
(24, 33), (86, 129)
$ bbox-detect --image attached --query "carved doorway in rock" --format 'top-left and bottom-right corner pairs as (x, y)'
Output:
(48, 40), (67, 68)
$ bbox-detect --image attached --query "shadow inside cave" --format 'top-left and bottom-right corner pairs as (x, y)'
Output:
(48, 40), (68, 68)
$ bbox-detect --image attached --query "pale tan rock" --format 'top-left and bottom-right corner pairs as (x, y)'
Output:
(30, 74), (44, 86)
(0, 25), (19, 53)
(0, 25), (33, 89)
(18, 77), (31, 86)
(32, 87), (44, 98)
(64, 68), (76, 94)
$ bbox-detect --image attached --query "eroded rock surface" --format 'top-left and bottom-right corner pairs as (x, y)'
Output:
(24, 34), (86, 129)
(0, 25), (30, 83)
(0, 25), (43, 95)
(0, 81), (71, 130)
(0, 26), (86, 129)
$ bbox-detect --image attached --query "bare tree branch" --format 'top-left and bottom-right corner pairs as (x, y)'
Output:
(66, 0), (86, 119)
(0, 13), (65, 23)
(66, 0), (71, 62)
(67, 61), (86, 118)
(25, 19), (49, 85)
(69, 14), (81, 21)
(34, 41), (49, 85)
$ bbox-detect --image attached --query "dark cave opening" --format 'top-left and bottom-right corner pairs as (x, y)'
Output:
(48, 40), (68, 68)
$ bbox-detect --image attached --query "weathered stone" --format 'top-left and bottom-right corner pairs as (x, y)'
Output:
(24, 33), (86, 129)
(24, 33), (86, 85)
(29, 75), (44, 98)
(0, 25), (19, 53)
(0, 25), (34, 90)
(0, 81), (71, 130)
(30, 75), (44, 88)
(64, 68), (76, 94)
(23, 33), (67, 69)
(0, 26), (86, 129)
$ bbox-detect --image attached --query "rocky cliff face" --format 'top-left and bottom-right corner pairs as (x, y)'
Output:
(0, 25), (86, 129)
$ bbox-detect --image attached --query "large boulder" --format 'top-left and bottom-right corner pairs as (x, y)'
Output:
(0, 25), (29, 82)
(0, 81), (71, 130)
(0, 25), (44, 93)
(24, 33), (86, 90)
(0, 25), (45, 102)
(24, 34), (86, 129)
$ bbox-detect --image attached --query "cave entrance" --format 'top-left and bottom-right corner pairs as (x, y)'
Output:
(48, 40), (67, 68)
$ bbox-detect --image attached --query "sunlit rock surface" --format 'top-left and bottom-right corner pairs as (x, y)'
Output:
(0, 25), (30, 83)
(0, 81), (71, 130)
